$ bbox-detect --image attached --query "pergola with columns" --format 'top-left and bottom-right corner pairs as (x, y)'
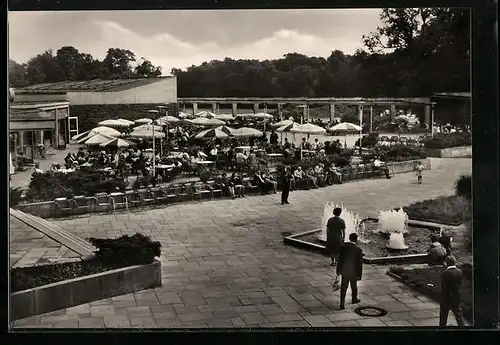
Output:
(177, 97), (436, 131)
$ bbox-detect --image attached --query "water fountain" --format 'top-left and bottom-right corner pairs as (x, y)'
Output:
(378, 208), (410, 250)
(318, 202), (362, 242)
(378, 208), (409, 235)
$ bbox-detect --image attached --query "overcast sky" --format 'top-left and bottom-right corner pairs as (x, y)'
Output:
(8, 9), (382, 74)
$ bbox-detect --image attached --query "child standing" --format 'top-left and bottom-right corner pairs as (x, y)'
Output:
(415, 161), (424, 184)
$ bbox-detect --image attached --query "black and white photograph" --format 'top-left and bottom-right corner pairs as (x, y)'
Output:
(8, 7), (478, 329)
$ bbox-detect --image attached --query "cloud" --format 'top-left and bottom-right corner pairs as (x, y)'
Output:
(8, 11), (375, 73)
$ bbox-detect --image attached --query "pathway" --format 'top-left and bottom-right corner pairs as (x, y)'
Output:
(11, 158), (472, 328)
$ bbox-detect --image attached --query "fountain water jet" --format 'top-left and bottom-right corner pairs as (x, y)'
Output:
(378, 208), (409, 235)
(318, 202), (362, 242)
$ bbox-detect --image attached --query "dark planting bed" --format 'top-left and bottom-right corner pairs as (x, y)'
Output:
(388, 264), (472, 324)
(300, 219), (437, 258)
(402, 195), (471, 226)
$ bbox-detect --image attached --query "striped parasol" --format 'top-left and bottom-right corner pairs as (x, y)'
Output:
(194, 128), (230, 139)
(99, 138), (137, 148)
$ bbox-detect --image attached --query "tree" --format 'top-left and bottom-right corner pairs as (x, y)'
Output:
(100, 48), (136, 79)
(25, 49), (62, 84)
(135, 58), (162, 78)
(9, 59), (28, 87)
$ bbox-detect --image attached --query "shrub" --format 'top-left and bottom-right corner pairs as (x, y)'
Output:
(403, 195), (471, 225)
(455, 174), (471, 200)
(89, 233), (161, 266)
(423, 133), (471, 149)
(9, 187), (24, 206)
(380, 145), (428, 162)
(355, 132), (379, 148)
(24, 171), (128, 202)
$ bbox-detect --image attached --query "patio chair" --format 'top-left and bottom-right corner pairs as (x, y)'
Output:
(152, 186), (171, 206)
(142, 189), (156, 208)
(173, 184), (190, 203)
(195, 182), (212, 200)
(206, 181), (223, 199)
(91, 193), (112, 213)
(54, 197), (75, 218)
(73, 195), (91, 216)
(109, 192), (128, 213)
(125, 190), (144, 211)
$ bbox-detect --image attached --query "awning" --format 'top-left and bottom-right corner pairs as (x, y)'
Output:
(10, 120), (56, 130)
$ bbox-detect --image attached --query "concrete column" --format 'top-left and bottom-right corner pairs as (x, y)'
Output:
(431, 103), (435, 137)
(329, 103), (336, 124)
(358, 105), (364, 127)
(278, 104), (283, 121)
(192, 102), (198, 115)
(55, 115), (60, 148)
(40, 130), (44, 145)
(369, 105), (373, 132)
(182, 103), (186, 112)
(211, 103), (217, 114)
(253, 103), (259, 114)
(19, 131), (24, 153)
(302, 104), (308, 121)
(390, 103), (396, 122)
(424, 104), (431, 128)
(232, 103), (238, 116)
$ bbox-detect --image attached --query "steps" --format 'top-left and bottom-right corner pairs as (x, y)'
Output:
(10, 208), (96, 256)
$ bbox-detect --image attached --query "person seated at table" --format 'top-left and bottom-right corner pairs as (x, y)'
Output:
(314, 163), (326, 185)
(328, 163), (343, 184)
(253, 170), (271, 195)
(373, 157), (391, 179)
(235, 150), (247, 171)
(315, 138), (324, 151)
(247, 150), (258, 171)
(76, 147), (86, 162)
(270, 130), (279, 146)
(230, 172), (246, 198)
(50, 162), (61, 172)
(305, 167), (319, 189)
(209, 145), (218, 162)
(196, 149), (208, 161)
(427, 235), (448, 266)
(262, 171), (278, 193)
(293, 166), (306, 188)
(217, 172), (235, 198)
(283, 138), (292, 150)
(64, 153), (76, 168)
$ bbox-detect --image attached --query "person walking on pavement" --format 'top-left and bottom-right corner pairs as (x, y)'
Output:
(439, 255), (465, 327)
(281, 166), (292, 205)
(415, 161), (425, 184)
(337, 233), (363, 309)
(326, 207), (346, 267)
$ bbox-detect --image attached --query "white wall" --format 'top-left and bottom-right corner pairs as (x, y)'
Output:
(67, 77), (177, 105)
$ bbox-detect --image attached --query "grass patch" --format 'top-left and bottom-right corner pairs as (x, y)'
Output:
(389, 264), (472, 324)
(402, 195), (471, 225)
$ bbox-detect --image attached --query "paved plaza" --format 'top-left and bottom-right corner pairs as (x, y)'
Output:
(11, 158), (472, 328)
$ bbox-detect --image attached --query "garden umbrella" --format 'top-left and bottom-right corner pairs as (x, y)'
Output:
(196, 111), (218, 118)
(134, 118), (153, 124)
(214, 114), (236, 121)
(276, 122), (300, 132)
(178, 111), (190, 118)
(129, 130), (165, 139)
(236, 112), (273, 119)
(71, 130), (90, 141)
(133, 124), (163, 132)
(290, 123), (327, 135)
(329, 122), (362, 147)
(232, 127), (264, 137)
(156, 116), (180, 125)
(215, 125), (235, 135)
(89, 126), (122, 137)
(83, 133), (115, 146)
(188, 117), (226, 126)
(117, 118), (135, 125)
(98, 119), (130, 127)
(272, 119), (294, 128)
(99, 138), (136, 148)
(194, 128), (230, 139)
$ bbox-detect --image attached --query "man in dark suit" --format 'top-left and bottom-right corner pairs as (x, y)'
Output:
(440, 255), (465, 327)
(281, 166), (292, 205)
(337, 233), (363, 309)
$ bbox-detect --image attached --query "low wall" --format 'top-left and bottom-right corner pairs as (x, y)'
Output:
(10, 260), (161, 321)
(15, 201), (54, 219)
(427, 146), (472, 158)
(390, 158), (431, 174)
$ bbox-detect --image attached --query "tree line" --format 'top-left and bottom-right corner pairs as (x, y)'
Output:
(9, 8), (469, 98)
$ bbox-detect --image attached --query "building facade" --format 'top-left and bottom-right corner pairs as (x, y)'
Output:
(431, 92), (471, 127)
(9, 89), (70, 161)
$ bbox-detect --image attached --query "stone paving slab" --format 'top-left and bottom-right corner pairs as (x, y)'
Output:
(10, 158), (472, 328)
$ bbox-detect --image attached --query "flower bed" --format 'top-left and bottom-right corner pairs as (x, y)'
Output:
(402, 195), (471, 226)
(388, 264), (472, 323)
(11, 233), (161, 292)
(423, 133), (471, 149)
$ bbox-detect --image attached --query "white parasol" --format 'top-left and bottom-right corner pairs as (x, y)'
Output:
(133, 124), (163, 132)
(194, 128), (230, 139)
(188, 117), (226, 126)
(232, 127), (264, 137)
(129, 130), (165, 139)
(289, 123), (327, 134)
(134, 118), (153, 124)
(98, 119), (130, 127)
(83, 133), (115, 146)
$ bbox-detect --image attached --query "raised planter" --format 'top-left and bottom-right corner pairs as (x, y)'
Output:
(283, 218), (441, 265)
(10, 259), (161, 321)
(427, 146), (472, 158)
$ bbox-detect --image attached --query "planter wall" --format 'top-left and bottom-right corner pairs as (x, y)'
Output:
(427, 146), (472, 158)
(390, 158), (431, 174)
(10, 259), (161, 321)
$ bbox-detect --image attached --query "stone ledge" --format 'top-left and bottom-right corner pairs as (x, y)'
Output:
(283, 218), (442, 265)
(427, 146), (471, 158)
(10, 259), (161, 321)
